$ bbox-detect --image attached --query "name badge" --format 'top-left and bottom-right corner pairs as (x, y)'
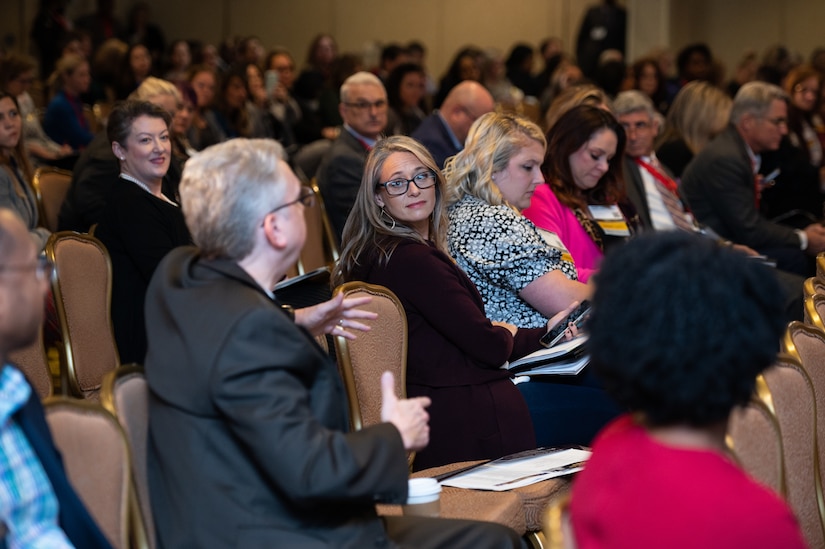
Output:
(537, 229), (575, 264)
(588, 205), (630, 237)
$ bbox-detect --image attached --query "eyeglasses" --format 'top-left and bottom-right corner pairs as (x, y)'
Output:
(0, 257), (55, 282)
(376, 171), (436, 196)
(762, 116), (788, 127)
(344, 99), (388, 111)
(261, 186), (316, 226)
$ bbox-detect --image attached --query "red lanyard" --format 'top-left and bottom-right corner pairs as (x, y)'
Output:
(634, 157), (678, 194)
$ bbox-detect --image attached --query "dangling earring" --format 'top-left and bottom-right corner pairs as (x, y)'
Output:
(380, 207), (396, 229)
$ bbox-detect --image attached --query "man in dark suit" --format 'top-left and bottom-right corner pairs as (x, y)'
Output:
(316, 71), (388, 242)
(145, 139), (524, 549)
(0, 208), (112, 549)
(681, 81), (825, 275)
(411, 80), (494, 169)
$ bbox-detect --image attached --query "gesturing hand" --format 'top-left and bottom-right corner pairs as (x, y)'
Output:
(380, 371), (431, 452)
(293, 293), (378, 340)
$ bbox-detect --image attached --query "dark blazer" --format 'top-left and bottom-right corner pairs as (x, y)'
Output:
(351, 239), (543, 470)
(8, 370), (113, 549)
(58, 133), (182, 233)
(316, 129), (369, 242)
(622, 155), (682, 231)
(411, 112), (460, 169)
(681, 125), (800, 250)
(94, 178), (191, 364)
(144, 248), (410, 548)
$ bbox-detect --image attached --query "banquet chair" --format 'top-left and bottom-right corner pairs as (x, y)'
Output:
(296, 180), (339, 276)
(43, 396), (132, 549)
(332, 281), (407, 432)
(544, 492), (576, 549)
(726, 397), (785, 497)
(31, 166), (72, 232)
(805, 294), (825, 332)
(758, 355), (825, 547)
(782, 322), (825, 502)
(101, 365), (154, 549)
(9, 325), (52, 398)
(803, 277), (825, 302)
(46, 231), (120, 399)
(817, 253), (825, 283)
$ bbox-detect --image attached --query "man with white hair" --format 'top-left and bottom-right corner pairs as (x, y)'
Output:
(144, 139), (524, 549)
(682, 81), (825, 275)
(316, 71), (388, 241)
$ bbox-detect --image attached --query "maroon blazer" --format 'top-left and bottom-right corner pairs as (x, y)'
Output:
(351, 238), (544, 470)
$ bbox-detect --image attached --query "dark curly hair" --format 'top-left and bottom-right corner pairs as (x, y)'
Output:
(544, 104), (626, 211)
(588, 231), (785, 427)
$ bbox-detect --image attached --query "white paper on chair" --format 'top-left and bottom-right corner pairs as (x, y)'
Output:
(440, 447), (592, 491)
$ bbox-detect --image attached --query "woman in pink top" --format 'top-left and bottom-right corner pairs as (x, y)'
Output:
(523, 105), (637, 282)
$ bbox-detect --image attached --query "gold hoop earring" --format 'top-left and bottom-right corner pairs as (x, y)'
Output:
(380, 207), (397, 229)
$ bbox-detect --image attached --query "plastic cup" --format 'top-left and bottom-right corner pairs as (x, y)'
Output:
(402, 477), (442, 517)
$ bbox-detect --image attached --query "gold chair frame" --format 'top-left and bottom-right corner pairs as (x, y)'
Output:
(31, 166), (73, 232)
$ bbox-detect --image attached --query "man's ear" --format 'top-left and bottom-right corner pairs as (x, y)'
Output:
(262, 213), (288, 251)
(111, 141), (126, 161)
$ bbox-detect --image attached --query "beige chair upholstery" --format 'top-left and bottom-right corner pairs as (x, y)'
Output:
(759, 356), (825, 547)
(46, 231), (119, 399)
(296, 180), (339, 275)
(804, 277), (825, 302)
(805, 294), (825, 332)
(8, 326), (52, 398)
(333, 282), (407, 431)
(31, 167), (72, 232)
(726, 398), (785, 497)
(817, 253), (825, 283)
(101, 365), (154, 549)
(43, 397), (131, 549)
(544, 492), (576, 549)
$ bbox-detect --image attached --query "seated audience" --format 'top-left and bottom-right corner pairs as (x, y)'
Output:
(411, 80), (494, 168)
(433, 46), (483, 109)
(336, 135), (615, 465)
(114, 43), (153, 99)
(655, 81), (732, 179)
(185, 64), (221, 151)
(265, 47), (301, 145)
(59, 77), (184, 232)
(94, 100), (191, 365)
(681, 81), (825, 276)
(570, 231), (806, 549)
(523, 105), (634, 282)
(631, 56), (669, 114)
(543, 83), (611, 132)
(316, 71), (387, 241)
(385, 63), (427, 136)
(446, 112), (590, 328)
(43, 54), (94, 151)
(0, 208), (113, 549)
(206, 67), (261, 140)
(144, 137), (523, 549)
(0, 92), (50, 250)
(163, 39), (191, 84)
(0, 53), (75, 168)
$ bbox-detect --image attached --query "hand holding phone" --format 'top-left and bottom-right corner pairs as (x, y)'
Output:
(540, 300), (591, 348)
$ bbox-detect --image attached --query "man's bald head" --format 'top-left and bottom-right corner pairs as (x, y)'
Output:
(441, 81), (495, 145)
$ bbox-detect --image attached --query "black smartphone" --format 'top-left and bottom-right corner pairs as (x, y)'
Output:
(540, 300), (591, 348)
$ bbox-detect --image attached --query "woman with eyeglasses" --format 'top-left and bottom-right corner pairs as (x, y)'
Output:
(94, 100), (192, 365)
(336, 135), (591, 470)
(0, 91), (51, 250)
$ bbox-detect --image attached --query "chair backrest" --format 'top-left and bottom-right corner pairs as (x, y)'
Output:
(726, 398), (785, 497)
(544, 492), (577, 549)
(759, 355), (825, 548)
(805, 294), (825, 332)
(297, 180), (340, 275)
(101, 365), (154, 549)
(804, 277), (825, 302)
(817, 253), (825, 284)
(8, 326), (52, 398)
(43, 396), (131, 549)
(46, 231), (119, 399)
(333, 282), (407, 431)
(31, 167), (72, 232)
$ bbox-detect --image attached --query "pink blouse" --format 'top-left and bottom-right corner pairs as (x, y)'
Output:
(522, 184), (601, 283)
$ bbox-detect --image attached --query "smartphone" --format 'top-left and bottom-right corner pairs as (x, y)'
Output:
(540, 300), (591, 348)
(264, 70), (279, 97)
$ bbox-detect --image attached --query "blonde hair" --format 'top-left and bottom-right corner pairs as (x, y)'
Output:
(334, 136), (447, 286)
(443, 112), (546, 207)
(128, 76), (181, 104)
(657, 81), (732, 154)
(544, 83), (611, 131)
(48, 54), (88, 97)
